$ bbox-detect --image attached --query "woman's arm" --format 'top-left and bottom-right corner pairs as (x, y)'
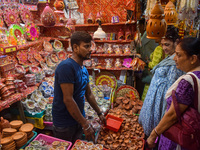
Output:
(147, 101), (188, 148)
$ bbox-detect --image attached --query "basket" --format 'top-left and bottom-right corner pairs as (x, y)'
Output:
(33, 133), (72, 150)
(10, 108), (45, 118)
(105, 114), (123, 132)
(71, 139), (108, 150)
(25, 115), (45, 129)
(115, 85), (140, 100)
(43, 121), (53, 126)
(20, 131), (37, 149)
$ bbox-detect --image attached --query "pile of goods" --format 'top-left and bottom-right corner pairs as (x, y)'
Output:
(114, 95), (143, 114)
(71, 140), (103, 150)
(97, 93), (144, 150)
(25, 140), (70, 150)
(0, 117), (34, 150)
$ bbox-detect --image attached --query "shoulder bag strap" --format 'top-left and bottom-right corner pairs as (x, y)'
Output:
(189, 74), (198, 110)
(172, 90), (181, 122)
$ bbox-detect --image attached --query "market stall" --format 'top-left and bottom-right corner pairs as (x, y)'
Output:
(0, 0), (199, 149)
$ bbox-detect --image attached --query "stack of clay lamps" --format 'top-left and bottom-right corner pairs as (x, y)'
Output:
(12, 132), (27, 149)
(164, 0), (177, 25)
(2, 128), (17, 137)
(19, 123), (34, 139)
(1, 136), (16, 150)
(10, 120), (23, 130)
(146, 0), (167, 39)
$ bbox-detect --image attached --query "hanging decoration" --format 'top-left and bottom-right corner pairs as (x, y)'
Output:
(146, 0), (167, 39)
(77, 0), (136, 23)
(164, 1), (177, 25)
(41, 0), (56, 27)
(178, 0), (199, 20)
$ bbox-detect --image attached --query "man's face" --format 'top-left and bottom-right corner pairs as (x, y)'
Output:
(161, 39), (176, 56)
(75, 41), (92, 60)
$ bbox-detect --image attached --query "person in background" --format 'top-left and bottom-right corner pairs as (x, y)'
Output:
(52, 31), (106, 144)
(139, 26), (184, 136)
(136, 19), (158, 97)
(147, 37), (200, 150)
(141, 42), (167, 101)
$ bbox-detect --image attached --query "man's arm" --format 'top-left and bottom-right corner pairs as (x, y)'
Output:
(60, 83), (95, 141)
(85, 83), (101, 115)
(60, 83), (87, 127)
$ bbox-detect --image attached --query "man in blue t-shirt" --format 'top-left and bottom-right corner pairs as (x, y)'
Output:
(52, 31), (106, 144)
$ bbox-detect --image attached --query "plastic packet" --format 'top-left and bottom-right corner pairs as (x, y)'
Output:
(113, 44), (123, 54)
(114, 58), (122, 68)
(105, 58), (113, 68)
(105, 43), (113, 54)
(123, 44), (131, 54)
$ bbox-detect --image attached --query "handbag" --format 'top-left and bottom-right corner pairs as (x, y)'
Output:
(163, 74), (200, 150)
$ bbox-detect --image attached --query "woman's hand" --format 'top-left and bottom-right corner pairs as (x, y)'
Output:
(146, 129), (158, 148)
(83, 123), (95, 142)
(146, 136), (156, 148)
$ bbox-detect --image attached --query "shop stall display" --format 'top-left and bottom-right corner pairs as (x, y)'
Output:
(0, 120), (35, 150)
(25, 133), (72, 150)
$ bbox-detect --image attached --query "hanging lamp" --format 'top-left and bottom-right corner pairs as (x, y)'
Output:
(41, 0), (56, 27)
(164, 1), (177, 25)
(146, 0), (167, 39)
(93, 21), (106, 40)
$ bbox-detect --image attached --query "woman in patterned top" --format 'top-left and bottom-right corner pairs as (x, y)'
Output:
(147, 37), (200, 150)
(139, 26), (185, 136)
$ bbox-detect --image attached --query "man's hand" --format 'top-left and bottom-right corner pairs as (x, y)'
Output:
(82, 122), (95, 143)
(98, 113), (106, 125)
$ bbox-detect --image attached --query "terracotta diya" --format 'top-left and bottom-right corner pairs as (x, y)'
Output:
(19, 123), (34, 133)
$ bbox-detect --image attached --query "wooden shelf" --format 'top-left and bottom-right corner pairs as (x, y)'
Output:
(91, 54), (134, 57)
(36, 23), (66, 27)
(94, 40), (133, 43)
(86, 67), (133, 70)
(75, 21), (136, 28)
(40, 36), (70, 42)
(17, 40), (44, 50)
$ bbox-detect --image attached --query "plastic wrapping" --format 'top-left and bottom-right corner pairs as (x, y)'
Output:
(24, 74), (36, 87)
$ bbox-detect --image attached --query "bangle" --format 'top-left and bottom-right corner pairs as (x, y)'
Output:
(154, 128), (159, 136)
(83, 124), (91, 131)
(98, 112), (103, 116)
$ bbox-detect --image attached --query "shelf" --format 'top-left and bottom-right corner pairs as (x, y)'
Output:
(40, 36), (70, 42)
(75, 21), (136, 28)
(86, 67), (133, 70)
(0, 93), (22, 112)
(17, 40), (44, 50)
(91, 54), (134, 57)
(36, 23), (65, 27)
(94, 40), (133, 43)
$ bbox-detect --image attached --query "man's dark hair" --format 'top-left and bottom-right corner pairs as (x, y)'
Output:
(70, 31), (92, 50)
(164, 25), (179, 43)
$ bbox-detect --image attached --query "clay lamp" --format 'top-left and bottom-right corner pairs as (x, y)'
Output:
(146, 0), (167, 39)
(164, 0), (177, 25)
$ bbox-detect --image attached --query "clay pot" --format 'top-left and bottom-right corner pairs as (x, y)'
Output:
(146, 0), (167, 39)
(41, 2), (56, 27)
(164, 1), (177, 25)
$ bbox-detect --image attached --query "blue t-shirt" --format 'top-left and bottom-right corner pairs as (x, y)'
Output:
(52, 58), (89, 127)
